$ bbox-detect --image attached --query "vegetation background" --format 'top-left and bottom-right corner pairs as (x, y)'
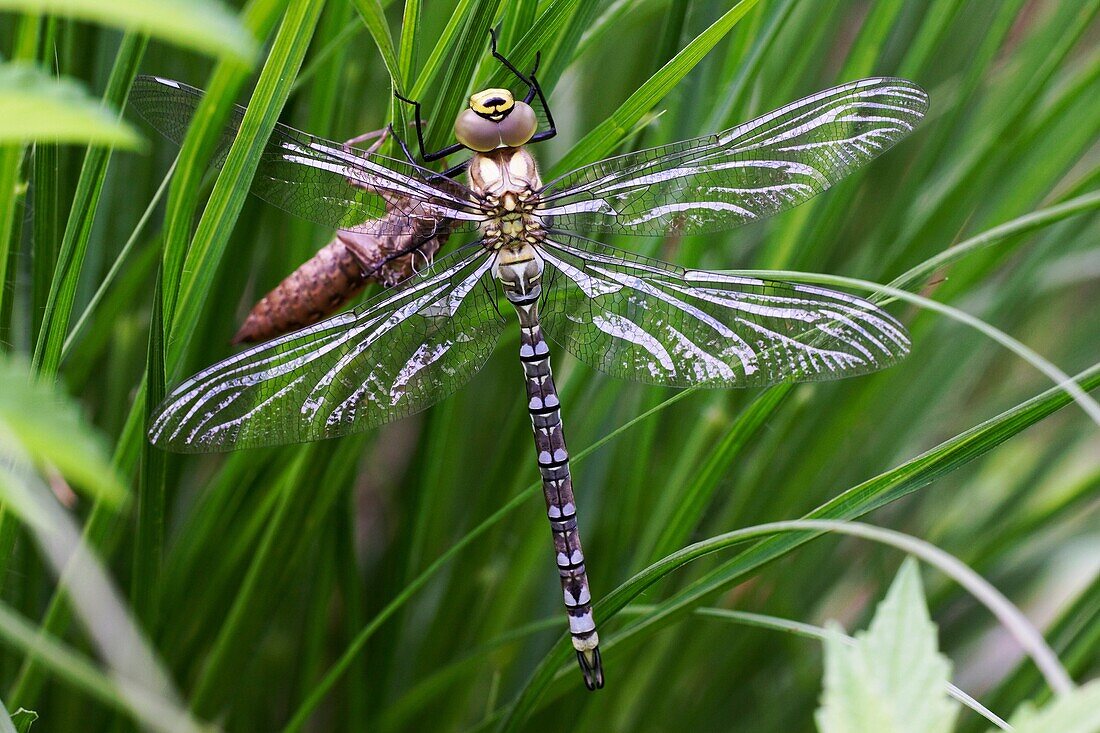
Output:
(0, 0), (1097, 730)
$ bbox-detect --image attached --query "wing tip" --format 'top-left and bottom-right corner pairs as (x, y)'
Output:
(864, 76), (931, 119)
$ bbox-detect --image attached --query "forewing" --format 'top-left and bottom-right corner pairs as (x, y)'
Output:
(538, 234), (909, 388)
(149, 246), (503, 452)
(538, 78), (928, 236)
(130, 75), (483, 236)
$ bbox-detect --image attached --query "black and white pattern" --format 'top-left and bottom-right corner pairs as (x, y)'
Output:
(149, 245), (502, 452)
(537, 78), (928, 235)
(539, 233), (909, 387)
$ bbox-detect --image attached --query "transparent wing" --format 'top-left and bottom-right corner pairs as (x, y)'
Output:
(538, 78), (928, 236)
(130, 75), (484, 237)
(149, 246), (503, 452)
(538, 234), (909, 387)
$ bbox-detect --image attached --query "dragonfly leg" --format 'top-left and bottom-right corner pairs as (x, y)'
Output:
(504, 279), (604, 691)
(440, 158), (471, 179)
(488, 28), (534, 87)
(387, 123), (420, 166)
(394, 90), (467, 163)
(342, 127), (388, 153)
(488, 29), (556, 144)
(527, 72), (557, 144)
(521, 51), (541, 104)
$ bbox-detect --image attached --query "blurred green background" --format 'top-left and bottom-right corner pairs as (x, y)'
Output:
(0, 0), (1098, 731)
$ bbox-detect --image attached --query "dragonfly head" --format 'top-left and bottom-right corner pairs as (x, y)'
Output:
(455, 88), (538, 152)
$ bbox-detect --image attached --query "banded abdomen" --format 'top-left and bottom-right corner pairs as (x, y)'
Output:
(497, 244), (604, 690)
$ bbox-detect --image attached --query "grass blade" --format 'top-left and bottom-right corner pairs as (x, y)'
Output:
(0, 0), (257, 61)
(550, 0), (760, 176)
(31, 34), (147, 377)
(0, 64), (140, 148)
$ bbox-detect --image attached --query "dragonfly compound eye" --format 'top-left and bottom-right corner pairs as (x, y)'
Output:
(455, 109), (504, 152)
(498, 101), (537, 147)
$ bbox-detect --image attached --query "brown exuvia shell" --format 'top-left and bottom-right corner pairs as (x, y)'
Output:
(233, 214), (451, 344)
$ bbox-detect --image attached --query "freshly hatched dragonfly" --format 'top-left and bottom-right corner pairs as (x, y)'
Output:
(139, 37), (928, 690)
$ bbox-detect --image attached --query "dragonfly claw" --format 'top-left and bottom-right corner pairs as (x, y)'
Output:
(577, 648), (604, 691)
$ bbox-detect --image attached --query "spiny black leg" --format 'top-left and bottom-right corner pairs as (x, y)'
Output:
(392, 90), (428, 157)
(489, 27), (533, 87)
(528, 72), (557, 144)
(441, 158), (470, 179)
(394, 90), (466, 163)
(387, 124), (419, 166)
(389, 116), (469, 180)
(523, 51), (542, 104)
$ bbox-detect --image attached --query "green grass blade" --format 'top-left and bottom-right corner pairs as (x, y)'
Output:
(407, 0), (481, 99)
(417, 0), (502, 156)
(157, 0), (285, 327)
(6, 2), (1098, 728)
(398, 0), (421, 82)
(890, 190), (1100, 292)
(549, 0), (761, 176)
(30, 142), (59, 341)
(481, 0), (583, 90)
(351, 0), (402, 88)
(30, 34), (147, 378)
(0, 0), (257, 61)
(282, 388), (698, 731)
(0, 64), (141, 148)
(643, 386), (790, 564)
(130, 270), (166, 624)
(61, 160), (175, 360)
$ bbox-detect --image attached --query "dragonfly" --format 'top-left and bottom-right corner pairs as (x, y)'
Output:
(138, 34), (928, 690)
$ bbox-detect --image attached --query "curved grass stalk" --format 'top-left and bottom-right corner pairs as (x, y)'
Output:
(623, 605), (1012, 731)
(62, 158), (177, 362)
(594, 521), (1075, 700)
(735, 270), (1100, 427)
(888, 189), (1100, 292)
(496, 364), (1100, 731)
(385, 604), (1012, 732)
(757, 520), (1074, 696)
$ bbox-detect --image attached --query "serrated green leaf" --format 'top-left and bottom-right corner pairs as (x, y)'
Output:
(0, 64), (140, 148)
(816, 559), (958, 733)
(998, 680), (1100, 733)
(818, 622), (900, 732)
(0, 0), (256, 61)
(10, 708), (37, 733)
(0, 356), (126, 506)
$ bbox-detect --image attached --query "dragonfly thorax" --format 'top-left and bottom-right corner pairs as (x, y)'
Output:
(470, 148), (545, 249)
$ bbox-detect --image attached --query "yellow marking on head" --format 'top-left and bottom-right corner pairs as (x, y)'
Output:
(470, 88), (515, 120)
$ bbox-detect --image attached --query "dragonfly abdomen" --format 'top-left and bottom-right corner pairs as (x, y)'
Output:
(503, 254), (604, 690)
